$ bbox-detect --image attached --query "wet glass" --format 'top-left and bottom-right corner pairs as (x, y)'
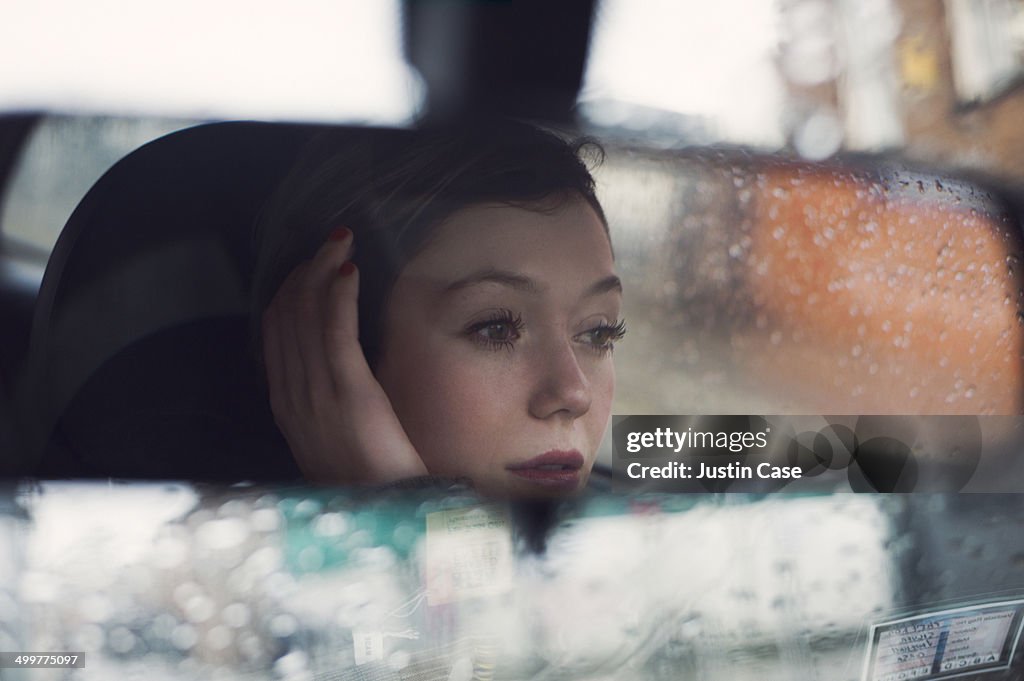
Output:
(4, 484), (1024, 680)
(581, 0), (1024, 418)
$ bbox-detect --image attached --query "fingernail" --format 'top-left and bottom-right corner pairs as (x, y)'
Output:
(339, 261), (356, 276)
(329, 227), (351, 242)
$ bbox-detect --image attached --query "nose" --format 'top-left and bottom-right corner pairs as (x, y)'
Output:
(527, 339), (592, 421)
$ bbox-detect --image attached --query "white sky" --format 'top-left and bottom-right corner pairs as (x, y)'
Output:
(581, 0), (785, 146)
(0, 0), (422, 123)
(0, 0), (784, 142)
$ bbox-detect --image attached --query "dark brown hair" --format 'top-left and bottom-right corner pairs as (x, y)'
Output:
(251, 119), (606, 368)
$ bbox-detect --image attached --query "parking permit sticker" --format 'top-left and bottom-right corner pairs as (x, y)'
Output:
(424, 505), (513, 606)
(863, 599), (1024, 681)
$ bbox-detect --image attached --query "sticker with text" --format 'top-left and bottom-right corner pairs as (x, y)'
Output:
(351, 629), (419, 666)
(862, 599), (1024, 681)
(424, 505), (513, 606)
(352, 630), (384, 666)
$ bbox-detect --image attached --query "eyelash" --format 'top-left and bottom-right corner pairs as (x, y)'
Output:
(467, 309), (524, 352)
(466, 311), (627, 355)
(577, 318), (628, 355)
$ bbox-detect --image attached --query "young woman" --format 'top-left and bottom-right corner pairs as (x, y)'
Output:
(252, 121), (624, 497)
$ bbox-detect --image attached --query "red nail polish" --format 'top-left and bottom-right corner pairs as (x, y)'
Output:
(339, 261), (356, 276)
(329, 227), (351, 241)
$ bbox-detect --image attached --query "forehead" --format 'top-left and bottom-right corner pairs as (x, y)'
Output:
(401, 198), (614, 281)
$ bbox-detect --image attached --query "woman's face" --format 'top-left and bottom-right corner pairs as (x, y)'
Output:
(374, 196), (621, 497)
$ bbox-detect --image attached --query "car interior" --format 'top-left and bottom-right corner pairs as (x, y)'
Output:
(2, 1), (1024, 680)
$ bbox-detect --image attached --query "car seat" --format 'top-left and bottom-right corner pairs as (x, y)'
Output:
(21, 121), (324, 479)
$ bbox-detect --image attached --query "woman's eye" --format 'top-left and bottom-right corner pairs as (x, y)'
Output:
(575, 319), (627, 352)
(467, 310), (524, 350)
(477, 321), (519, 343)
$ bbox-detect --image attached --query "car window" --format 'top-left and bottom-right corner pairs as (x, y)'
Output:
(1, 116), (197, 253)
(598, 152), (1024, 418)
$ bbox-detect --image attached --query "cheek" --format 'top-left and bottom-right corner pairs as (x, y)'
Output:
(379, 344), (524, 472)
(597, 363), (615, 411)
(378, 336), (618, 481)
(586, 362), (616, 435)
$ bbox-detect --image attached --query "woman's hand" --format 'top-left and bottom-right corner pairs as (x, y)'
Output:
(261, 228), (428, 484)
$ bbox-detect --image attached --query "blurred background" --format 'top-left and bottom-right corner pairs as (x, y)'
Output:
(3, 485), (1024, 680)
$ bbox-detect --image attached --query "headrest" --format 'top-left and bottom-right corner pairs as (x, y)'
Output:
(38, 316), (298, 480)
(25, 121), (324, 476)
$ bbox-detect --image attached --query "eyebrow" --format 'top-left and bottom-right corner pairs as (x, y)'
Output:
(442, 268), (622, 297)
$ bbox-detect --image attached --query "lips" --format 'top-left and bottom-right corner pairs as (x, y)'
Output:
(506, 450), (585, 490)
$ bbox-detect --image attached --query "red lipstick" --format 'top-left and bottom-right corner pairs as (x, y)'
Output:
(506, 450), (585, 490)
